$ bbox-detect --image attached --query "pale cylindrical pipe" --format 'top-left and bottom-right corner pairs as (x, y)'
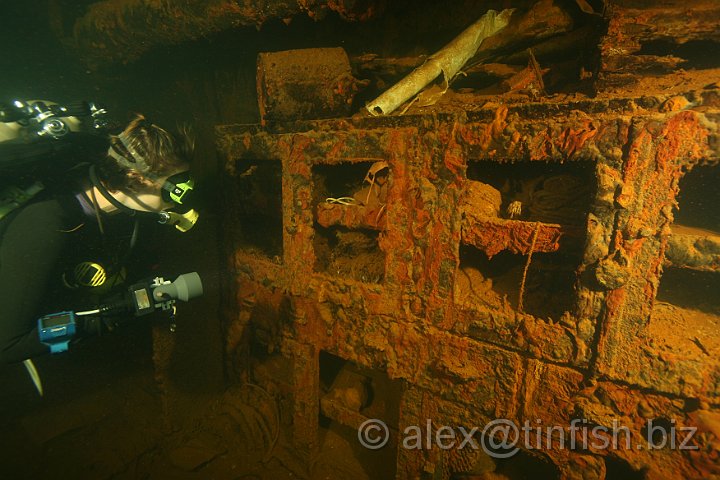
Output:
(366, 8), (514, 116)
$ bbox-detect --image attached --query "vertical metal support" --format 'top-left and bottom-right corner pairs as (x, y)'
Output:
(290, 341), (320, 457)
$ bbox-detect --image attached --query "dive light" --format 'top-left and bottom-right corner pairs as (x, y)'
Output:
(94, 272), (204, 317)
(38, 272), (203, 354)
(126, 272), (204, 316)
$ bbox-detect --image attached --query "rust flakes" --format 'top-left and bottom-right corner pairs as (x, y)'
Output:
(528, 126), (555, 161)
(325, 136), (349, 160)
(482, 105), (509, 151)
(654, 111), (709, 172)
(507, 129), (522, 156)
(601, 288), (627, 338)
(616, 128), (653, 208)
(457, 105), (509, 153)
(437, 341), (479, 381)
(295, 187), (312, 210)
(557, 120), (599, 158)
(326, 0), (383, 22)
(442, 122), (465, 179)
(285, 135), (314, 177)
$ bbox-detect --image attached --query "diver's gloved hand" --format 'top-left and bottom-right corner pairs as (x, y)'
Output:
(78, 315), (122, 336)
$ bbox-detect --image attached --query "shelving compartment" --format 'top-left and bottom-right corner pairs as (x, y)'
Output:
(232, 158), (284, 259)
(456, 245), (580, 321)
(312, 161), (389, 283)
(652, 165), (720, 365)
(317, 351), (401, 479)
(665, 165), (720, 273)
(465, 160), (594, 226)
(455, 161), (593, 321)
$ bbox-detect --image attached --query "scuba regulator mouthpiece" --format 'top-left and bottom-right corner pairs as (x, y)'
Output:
(158, 209), (199, 233)
(158, 170), (198, 232)
(162, 171), (195, 205)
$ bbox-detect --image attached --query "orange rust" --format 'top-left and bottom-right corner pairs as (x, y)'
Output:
(528, 127), (554, 160)
(557, 121), (598, 158)
(461, 217), (572, 258)
(655, 111), (710, 171)
(220, 79), (720, 478)
(443, 122), (465, 178)
(470, 105), (508, 152)
(316, 203), (387, 229)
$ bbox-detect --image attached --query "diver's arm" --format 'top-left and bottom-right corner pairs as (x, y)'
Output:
(0, 199), (71, 364)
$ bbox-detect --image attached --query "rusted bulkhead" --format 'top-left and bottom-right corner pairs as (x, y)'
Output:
(217, 1), (720, 479)
(71, 0), (383, 67)
(218, 84), (720, 478)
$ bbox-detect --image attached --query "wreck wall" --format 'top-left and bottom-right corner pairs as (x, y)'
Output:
(214, 0), (720, 475)
(218, 85), (720, 477)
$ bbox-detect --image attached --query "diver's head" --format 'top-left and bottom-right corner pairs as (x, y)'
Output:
(91, 114), (199, 230)
(99, 114), (193, 199)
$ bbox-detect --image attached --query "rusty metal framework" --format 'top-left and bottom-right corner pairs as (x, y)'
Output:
(210, 1), (720, 479)
(217, 86), (719, 480)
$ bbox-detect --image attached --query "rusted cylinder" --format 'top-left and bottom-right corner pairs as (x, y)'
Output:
(256, 47), (356, 124)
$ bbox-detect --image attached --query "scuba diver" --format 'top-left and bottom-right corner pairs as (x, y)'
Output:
(0, 100), (202, 375)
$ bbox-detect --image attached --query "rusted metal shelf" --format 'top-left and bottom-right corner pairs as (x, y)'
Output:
(461, 216), (582, 257)
(316, 202), (387, 230)
(666, 224), (720, 272)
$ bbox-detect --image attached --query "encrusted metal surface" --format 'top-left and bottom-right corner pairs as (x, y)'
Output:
(218, 76), (720, 478)
(71, 0), (382, 67)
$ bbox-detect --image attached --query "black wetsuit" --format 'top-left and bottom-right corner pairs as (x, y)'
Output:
(0, 193), (86, 363)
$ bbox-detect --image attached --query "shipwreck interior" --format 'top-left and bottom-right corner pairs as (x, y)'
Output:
(0, 0), (719, 479)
